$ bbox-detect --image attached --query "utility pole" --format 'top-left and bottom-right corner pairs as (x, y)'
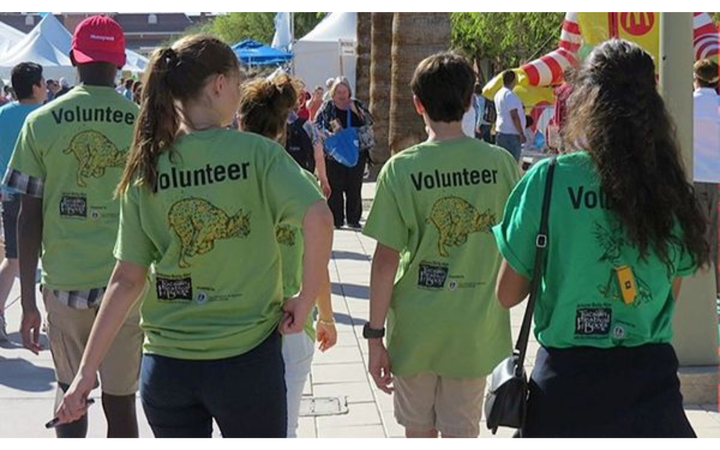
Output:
(659, 12), (719, 404)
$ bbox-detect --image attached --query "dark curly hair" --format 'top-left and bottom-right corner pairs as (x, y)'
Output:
(564, 39), (710, 270)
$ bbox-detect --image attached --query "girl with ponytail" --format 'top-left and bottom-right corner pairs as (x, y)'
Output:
(55, 35), (334, 438)
(493, 39), (709, 437)
(238, 72), (336, 438)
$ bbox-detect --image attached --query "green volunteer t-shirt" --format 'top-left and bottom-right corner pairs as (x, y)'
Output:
(115, 129), (324, 360)
(493, 151), (697, 349)
(363, 137), (520, 378)
(6, 85), (138, 290)
(276, 223), (316, 341)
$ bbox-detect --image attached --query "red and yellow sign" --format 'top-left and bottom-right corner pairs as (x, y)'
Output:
(577, 12), (659, 67)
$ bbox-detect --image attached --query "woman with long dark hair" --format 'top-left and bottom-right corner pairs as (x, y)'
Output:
(493, 39), (710, 437)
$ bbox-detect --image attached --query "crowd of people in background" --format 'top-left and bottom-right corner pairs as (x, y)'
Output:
(0, 12), (716, 440)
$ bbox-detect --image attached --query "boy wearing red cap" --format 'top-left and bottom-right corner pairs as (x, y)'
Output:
(3, 15), (141, 438)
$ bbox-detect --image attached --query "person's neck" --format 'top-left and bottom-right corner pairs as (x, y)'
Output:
(425, 119), (466, 142)
(79, 79), (114, 88)
(334, 100), (351, 110)
(18, 98), (41, 105)
(181, 102), (224, 133)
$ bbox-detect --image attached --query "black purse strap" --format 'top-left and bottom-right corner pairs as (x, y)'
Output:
(514, 156), (557, 375)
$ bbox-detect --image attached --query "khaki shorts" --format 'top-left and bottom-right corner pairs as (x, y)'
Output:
(44, 289), (143, 396)
(394, 372), (487, 437)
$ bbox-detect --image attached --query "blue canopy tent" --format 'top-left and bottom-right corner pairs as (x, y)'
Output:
(231, 39), (293, 66)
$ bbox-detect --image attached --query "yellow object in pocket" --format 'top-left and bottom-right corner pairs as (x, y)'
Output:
(615, 265), (637, 305)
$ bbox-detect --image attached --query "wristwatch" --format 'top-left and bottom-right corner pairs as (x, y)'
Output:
(363, 323), (385, 339)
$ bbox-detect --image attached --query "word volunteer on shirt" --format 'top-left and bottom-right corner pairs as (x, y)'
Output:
(411, 167), (500, 191)
(51, 105), (136, 125)
(158, 162), (252, 191)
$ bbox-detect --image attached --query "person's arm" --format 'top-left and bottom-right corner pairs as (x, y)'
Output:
(18, 195), (43, 354)
(54, 260), (148, 424)
(368, 243), (399, 394)
(510, 109), (526, 143)
(496, 259), (531, 309)
(280, 201), (334, 334)
(313, 141), (331, 198)
(672, 277), (683, 300)
(315, 267), (336, 352)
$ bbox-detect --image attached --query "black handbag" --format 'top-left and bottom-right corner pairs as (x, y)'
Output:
(485, 157), (557, 435)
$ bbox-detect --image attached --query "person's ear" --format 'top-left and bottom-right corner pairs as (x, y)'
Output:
(69, 51), (77, 68)
(412, 94), (425, 116)
(213, 73), (226, 97)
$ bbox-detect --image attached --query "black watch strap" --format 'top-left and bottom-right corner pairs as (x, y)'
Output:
(363, 323), (385, 339)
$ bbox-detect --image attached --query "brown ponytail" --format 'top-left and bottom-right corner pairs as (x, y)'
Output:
(117, 34), (240, 194)
(238, 72), (301, 142)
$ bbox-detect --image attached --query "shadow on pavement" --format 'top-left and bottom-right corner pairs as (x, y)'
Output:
(332, 250), (371, 262)
(0, 332), (49, 351)
(331, 283), (369, 300)
(333, 312), (367, 327)
(0, 356), (54, 393)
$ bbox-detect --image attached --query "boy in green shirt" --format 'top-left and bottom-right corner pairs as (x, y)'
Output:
(363, 52), (519, 438)
(3, 15), (141, 438)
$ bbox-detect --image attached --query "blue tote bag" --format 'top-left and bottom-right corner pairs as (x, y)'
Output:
(324, 108), (359, 167)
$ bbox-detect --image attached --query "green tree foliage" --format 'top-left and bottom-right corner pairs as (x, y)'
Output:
(209, 13), (326, 45)
(451, 12), (565, 83)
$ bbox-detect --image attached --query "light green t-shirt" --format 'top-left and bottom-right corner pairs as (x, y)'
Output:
(276, 224), (316, 340)
(7, 85), (138, 290)
(363, 137), (520, 378)
(493, 152), (697, 349)
(115, 129), (323, 360)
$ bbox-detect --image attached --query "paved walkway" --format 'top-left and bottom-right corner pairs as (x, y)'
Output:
(0, 182), (718, 438)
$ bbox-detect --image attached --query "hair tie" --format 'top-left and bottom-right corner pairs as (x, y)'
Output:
(162, 48), (179, 67)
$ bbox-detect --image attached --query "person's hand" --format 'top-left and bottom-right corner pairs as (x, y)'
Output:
(316, 319), (337, 352)
(20, 306), (43, 354)
(54, 370), (96, 425)
(280, 296), (313, 335)
(368, 340), (393, 394)
(520, 134), (527, 144)
(320, 178), (332, 199)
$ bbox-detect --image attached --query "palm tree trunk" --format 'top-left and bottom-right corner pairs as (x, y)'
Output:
(389, 13), (451, 154)
(368, 12), (394, 167)
(355, 13), (372, 103)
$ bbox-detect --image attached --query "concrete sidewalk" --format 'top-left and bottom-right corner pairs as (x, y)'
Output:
(0, 182), (718, 438)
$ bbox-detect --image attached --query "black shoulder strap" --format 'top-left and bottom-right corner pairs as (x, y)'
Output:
(514, 156), (557, 375)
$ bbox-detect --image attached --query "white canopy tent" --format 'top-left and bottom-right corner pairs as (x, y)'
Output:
(0, 14), (149, 82)
(0, 20), (26, 58)
(293, 12), (357, 93)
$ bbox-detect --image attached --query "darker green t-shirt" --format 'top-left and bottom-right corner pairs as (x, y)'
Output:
(493, 151), (697, 348)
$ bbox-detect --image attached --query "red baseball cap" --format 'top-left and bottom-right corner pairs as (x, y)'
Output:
(71, 15), (126, 68)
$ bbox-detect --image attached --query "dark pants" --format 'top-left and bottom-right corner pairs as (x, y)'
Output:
(140, 332), (287, 438)
(326, 152), (366, 227)
(477, 124), (493, 143)
(1, 194), (19, 259)
(496, 133), (522, 161)
(695, 182), (719, 293)
(523, 344), (695, 438)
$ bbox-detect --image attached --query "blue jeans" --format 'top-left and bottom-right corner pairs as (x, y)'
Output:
(140, 332), (287, 438)
(495, 133), (522, 161)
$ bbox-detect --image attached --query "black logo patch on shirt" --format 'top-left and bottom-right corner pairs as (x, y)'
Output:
(418, 262), (449, 289)
(156, 275), (193, 301)
(59, 193), (87, 218)
(575, 307), (612, 336)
